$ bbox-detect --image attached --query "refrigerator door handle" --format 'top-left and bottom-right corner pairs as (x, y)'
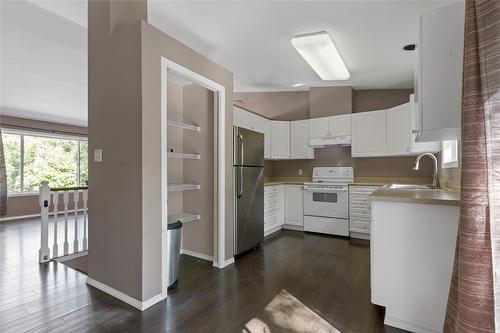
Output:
(237, 166), (244, 198)
(238, 133), (244, 164)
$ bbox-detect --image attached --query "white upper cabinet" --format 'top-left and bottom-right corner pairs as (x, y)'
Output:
(329, 114), (351, 137)
(409, 95), (441, 154)
(309, 117), (329, 139)
(233, 107), (245, 128)
(271, 121), (290, 159)
(290, 120), (314, 160)
(352, 110), (387, 157)
(387, 103), (411, 156)
(233, 106), (272, 159)
(417, 2), (465, 141)
(309, 114), (352, 146)
(263, 119), (271, 159)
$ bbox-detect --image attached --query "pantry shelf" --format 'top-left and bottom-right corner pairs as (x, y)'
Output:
(167, 183), (201, 192)
(167, 152), (200, 160)
(167, 120), (200, 132)
(168, 213), (200, 224)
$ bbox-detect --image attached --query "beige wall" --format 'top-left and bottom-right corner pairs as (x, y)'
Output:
(182, 84), (214, 256)
(234, 91), (310, 120)
(167, 81), (184, 220)
(310, 86), (352, 118)
(0, 116), (87, 220)
(88, 0), (144, 301)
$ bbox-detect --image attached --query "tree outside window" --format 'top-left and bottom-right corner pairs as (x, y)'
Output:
(1, 130), (88, 193)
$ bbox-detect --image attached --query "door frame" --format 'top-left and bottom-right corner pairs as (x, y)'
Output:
(160, 57), (227, 298)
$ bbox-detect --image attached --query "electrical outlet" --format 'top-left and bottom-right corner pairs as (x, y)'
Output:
(298, 169), (303, 176)
(94, 149), (102, 162)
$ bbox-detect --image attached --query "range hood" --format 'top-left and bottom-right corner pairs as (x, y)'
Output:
(309, 135), (351, 147)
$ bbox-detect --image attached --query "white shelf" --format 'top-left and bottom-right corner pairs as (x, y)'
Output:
(167, 152), (200, 160)
(167, 183), (200, 192)
(168, 213), (200, 224)
(167, 120), (200, 132)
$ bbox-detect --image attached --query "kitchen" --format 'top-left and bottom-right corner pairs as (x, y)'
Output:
(232, 2), (463, 332)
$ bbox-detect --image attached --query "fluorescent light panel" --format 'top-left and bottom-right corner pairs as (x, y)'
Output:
(291, 31), (350, 81)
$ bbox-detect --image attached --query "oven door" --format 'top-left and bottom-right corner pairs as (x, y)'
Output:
(303, 186), (348, 219)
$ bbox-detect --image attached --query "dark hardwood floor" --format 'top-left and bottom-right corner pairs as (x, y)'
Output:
(0, 218), (405, 333)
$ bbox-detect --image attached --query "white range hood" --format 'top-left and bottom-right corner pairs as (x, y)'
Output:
(309, 135), (351, 147)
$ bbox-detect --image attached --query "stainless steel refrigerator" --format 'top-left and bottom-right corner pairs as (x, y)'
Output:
(233, 126), (264, 256)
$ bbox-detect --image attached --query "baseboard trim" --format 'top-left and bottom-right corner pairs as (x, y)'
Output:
(55, 251), (88, 262)
(264, 225), (282, 237)
(350, 231), (370, 240)
(213, 257), (235, 268)
(384, 315), (440, 333)
(282, 224), (303, 231)
(86, 277), (164, 311)
(180, 249), (214, 262)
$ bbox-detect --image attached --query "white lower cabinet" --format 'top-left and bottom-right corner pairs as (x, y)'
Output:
(264, 184), (304, 236)
(264, 185), (284, 236)
(284, 185), (303, 228)
(349, 185), (380, 239)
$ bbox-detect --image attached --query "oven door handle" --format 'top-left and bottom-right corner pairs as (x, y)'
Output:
(304, 187), (348, 193)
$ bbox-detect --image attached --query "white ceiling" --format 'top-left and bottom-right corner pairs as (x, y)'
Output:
(0, 0), (87, 126)
(0, 0), (458, 126)
(148, 0), (457, 92)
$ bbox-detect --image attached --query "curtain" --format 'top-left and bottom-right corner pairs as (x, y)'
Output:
(444, 0), (500, 332)
(0, 127), (6, 216)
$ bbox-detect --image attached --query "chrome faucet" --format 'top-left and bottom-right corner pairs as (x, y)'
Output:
(413, 153), (440, 189)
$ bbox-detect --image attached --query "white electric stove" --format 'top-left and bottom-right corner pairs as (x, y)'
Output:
(303, 167), (354, 236)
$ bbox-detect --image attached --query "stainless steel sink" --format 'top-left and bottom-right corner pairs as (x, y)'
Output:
(384, 184), (434, 190)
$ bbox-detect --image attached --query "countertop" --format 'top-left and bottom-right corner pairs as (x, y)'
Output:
(369, 187), (460, 206)
(264, 177), (433, 186)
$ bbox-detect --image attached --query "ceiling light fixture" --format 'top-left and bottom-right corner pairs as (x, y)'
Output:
(291, 31), (350, 81)
(292, 83), (304, 87)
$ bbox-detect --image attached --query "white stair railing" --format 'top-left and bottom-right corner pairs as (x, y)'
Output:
(39, 182), (89, 263)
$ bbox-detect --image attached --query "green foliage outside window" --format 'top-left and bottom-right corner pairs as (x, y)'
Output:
(1, 131), (88, 193)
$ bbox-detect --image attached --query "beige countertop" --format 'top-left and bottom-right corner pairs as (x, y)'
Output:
(369, 187), (460, 206)
(352, 177), (433, 186)
(264, 177), (311, 185)
(264, 177), (434, 186)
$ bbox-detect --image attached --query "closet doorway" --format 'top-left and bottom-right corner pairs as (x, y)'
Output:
(160, 58), (226, 297)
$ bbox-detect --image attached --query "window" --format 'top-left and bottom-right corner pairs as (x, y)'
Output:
(1, 129), (88, 194)
(442, 140), (459, 169)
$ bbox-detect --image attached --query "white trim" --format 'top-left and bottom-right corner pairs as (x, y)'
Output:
(160, 58), (228, 297)
(86, 277), (165, 311)
(55, 250), (88, 262)
(0, 209), (84, 222)
(282, 224), (304, 231)
(213, 256), (235, 268)
(7, 192), (38, 198)
(180, 249), (214, 262)
(384, 315), (440, 333)
(264, 225), (282, 237)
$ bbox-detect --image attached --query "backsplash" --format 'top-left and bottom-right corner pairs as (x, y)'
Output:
(267, 146), (435, 179)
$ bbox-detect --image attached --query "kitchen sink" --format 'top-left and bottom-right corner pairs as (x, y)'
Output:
(384, 184), (434, 190)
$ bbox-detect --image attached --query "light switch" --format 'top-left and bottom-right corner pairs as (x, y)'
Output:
(94, 149), (102, 162)
(298, 169), (303, 176)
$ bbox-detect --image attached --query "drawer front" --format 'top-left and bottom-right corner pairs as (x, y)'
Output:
(264, 197), (280, 213)
(265, 185), (283, 194)
(350, 220), (371, 232)
(264, 211), (281, 230)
